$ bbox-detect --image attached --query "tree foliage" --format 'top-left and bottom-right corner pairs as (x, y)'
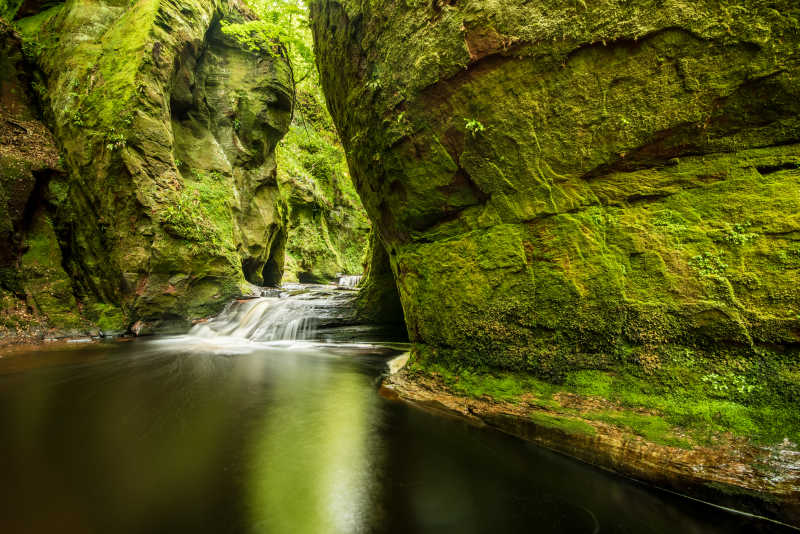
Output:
(221, 0), (316, 86)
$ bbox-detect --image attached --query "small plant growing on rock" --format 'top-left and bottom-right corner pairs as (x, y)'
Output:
(31, 81), (47, 98)
(701, 373), (758, 399)
(105, 128), (127, 151)
(465, 118), (486, 137)
(723, 222), (758, 246)
(21, 38), (44, 60)
(689, 252), (728, 277)
(68, 109), (84, 127)
(652, 209), (688, 234)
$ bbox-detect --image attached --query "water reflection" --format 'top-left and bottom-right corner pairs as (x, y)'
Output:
(0, 340), (793, 533)
(248, 366), (380, 533)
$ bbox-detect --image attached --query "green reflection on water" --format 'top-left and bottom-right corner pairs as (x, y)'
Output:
(247, 363), (381, 533)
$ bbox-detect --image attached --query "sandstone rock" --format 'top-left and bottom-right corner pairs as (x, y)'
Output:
(311, 0), (800, 521)
(6, 0), (293, 332)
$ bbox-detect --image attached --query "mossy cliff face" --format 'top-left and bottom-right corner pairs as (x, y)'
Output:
(355, 230), (404, 325)
(0, 20), (83, 337)
(278, 88), (370, 283)
(311, 0), (800, 510)
(5, 0), (292, 333)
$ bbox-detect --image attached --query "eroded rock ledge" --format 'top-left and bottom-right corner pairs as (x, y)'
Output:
(382, 368), (800, 528)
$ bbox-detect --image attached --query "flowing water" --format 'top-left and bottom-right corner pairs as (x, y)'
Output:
(337, 275), (363, 289)
(0, 286), (792, 533)
(190, 285), (361, 343)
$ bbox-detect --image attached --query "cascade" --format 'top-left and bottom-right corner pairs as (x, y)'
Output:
(189, 286), (357, 342)
(337, 275), (363, 288)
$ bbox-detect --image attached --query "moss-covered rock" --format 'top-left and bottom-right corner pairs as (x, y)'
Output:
(19, 207), (82, 329)
(278, 88), (369, 283)
(0, 19), (53, 270)
(7, 0), (293, 331)
(0, 19), (84, 339)
(311, 0), (800, 517)
(355, 230), (404, 325)
(311, 0), (800, 394)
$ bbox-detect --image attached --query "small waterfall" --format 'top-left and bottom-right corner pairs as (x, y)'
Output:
(337, 275), (363, 288)
(188, 286), (358, 343)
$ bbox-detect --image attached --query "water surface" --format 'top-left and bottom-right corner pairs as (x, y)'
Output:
(0, 335), (792, 533)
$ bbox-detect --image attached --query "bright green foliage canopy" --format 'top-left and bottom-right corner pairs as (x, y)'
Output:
(222, 0), (316, 88)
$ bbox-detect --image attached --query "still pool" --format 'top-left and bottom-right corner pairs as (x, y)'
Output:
(0, 337), (792, 533)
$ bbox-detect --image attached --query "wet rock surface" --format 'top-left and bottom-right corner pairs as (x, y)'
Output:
(311, 0), (800, 522)
(1, 0), (294, 336)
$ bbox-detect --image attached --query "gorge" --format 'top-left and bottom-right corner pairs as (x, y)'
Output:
(1, 0), (799, 531)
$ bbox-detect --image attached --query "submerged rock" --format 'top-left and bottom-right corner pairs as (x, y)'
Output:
(311, 0), (800, 521)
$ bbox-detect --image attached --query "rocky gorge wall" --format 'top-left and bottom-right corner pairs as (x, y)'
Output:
(278, 86), (371, 284)
(311, 0), (800, 520)
(0, 19), (71, 339)
(355, 230), (404, 325)
(0, 0), (293, 336)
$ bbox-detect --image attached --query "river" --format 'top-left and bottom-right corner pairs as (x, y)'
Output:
(0, 286), (791, 533)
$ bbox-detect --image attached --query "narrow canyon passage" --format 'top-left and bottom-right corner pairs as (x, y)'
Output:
(2, 0), (799, 530)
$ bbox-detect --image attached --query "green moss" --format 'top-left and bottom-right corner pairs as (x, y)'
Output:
(1, 0), (22, 20)
(92, 0), (158, 126)
(586, 410), (690, 449)
(417, 360), (558, 403)
(412, 355), (800, 448)
(529, 412), (597, 437)
(161, 170), (237, 262)
(278, 88), (369, 282)
(312, 1), (800, 428)
(85, 302), (127, 332)
(20, 211), (83, 329)
(10, 0), (294, 327)
(13, 5), (60, 36)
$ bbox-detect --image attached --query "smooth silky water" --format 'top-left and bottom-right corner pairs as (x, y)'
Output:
(0, 286), (791, 533)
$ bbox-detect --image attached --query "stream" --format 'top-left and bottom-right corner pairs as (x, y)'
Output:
(0, 285), (791, 533)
